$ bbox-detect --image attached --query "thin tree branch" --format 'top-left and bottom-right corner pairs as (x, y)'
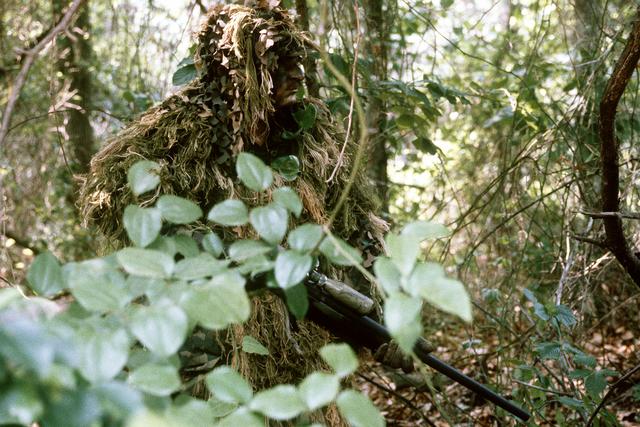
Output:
(0, 0), (86, 148)
(598, 8), (640, 287)
(586, 363), (640, 426)
(581, 210), (640, 220)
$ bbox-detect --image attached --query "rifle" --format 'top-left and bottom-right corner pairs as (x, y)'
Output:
(300, 270), (532, 422)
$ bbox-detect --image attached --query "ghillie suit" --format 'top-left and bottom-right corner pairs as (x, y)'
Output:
(78, 3), (387, 421)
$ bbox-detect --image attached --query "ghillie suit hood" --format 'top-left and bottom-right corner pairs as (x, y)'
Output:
(78, 3), (387, 419)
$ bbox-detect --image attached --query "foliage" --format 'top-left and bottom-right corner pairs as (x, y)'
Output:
(0, 158), (471, 425)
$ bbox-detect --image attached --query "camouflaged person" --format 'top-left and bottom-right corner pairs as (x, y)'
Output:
(78, 3), (409, 416)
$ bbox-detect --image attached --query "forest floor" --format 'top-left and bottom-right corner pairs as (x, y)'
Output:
(356, 320), (640, 426)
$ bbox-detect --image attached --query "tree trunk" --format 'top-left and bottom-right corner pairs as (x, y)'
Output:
(362, 0), (390, 210)
(598, 9), (640, 287)
(295, 0), (320, 98)
(53, 0), (94, 173)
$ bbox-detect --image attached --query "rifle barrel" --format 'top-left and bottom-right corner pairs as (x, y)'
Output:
(310, 295), (531, 421)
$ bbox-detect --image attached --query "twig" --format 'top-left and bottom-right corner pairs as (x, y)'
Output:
(581, 210), (640, 220)
(327, 0), (361, 183)
(570, 234), (605, 248)
(356, 372), (437, 427)
(512, 379), (573, 396)
(586, 363), (640, 426)
(0, 0), (86, 148)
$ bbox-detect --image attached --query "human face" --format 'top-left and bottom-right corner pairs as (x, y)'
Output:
(272, 56), (304, 107)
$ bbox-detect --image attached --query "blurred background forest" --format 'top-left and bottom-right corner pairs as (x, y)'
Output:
(2, 0), (640, 425)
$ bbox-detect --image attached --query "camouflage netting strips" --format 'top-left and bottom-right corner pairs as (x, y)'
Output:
(78, 2), (386, 419)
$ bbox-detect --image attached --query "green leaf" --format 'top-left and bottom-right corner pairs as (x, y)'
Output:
(130, 304), (189, 357)
(585, 371), (607, 398)
(208, 398), (237, 418)
(183, 273), (250, 329)
(94, 382), (143, 420)
(299, 372), (339, 410)
(336, 390), (385, 427)
(207, 200), (249, 226)
(128, 363), (181, 396)
(293, 104), (317, 130)
(320, 343), (358, 378)
(201, 232), (224, 257)
(405, 262), (444, 296)
(275, 250), (312, 289)
(127, 160), (161, 196)
(126, 411), (173, 427)
(553, 304), (577, 327)
(0, 287), (21, 310)
(166, 397), (215, 426)
(156, 195), (202, 224)
(271, 155), (300, 181)
(216, 408), (263, 427)
(116, 248), (175, 278)
(273, 187), (303, 217)
(174, 253), (227, 280)
(384, 294), (422, 352)
(287, 224), (323, 252)
(0, 384), (43, 425)
(147, 236), (177, 257)
(123, 205), (162, 247)
(413, 137), (438, 155)
(284, 284), (308, 320)
(414, 273), (472, 322)
(174, 235), (200, 258)
(440, 0), (454, 9)
(206, 366), (253, 404)
(26, 251), (64, 296)
(236, 152), (273, 192)
(234, 255), (274, 276)
(172, 63), (197, 86)
(319, 236), (362, 266)
(250, 204), (288, 245)
(373, 257), (401, 294)
(249, 385), (306, 420)
(242, 336), (269, 355)
(77, 326), (130, 383)
(386, 233), (421, 276)
(401, 221), (449, 241)
(68, 265), (131, 312)
(395, 113), (415, 129)
(228, 240), (272, 262)
(556, 396), (585, 409)
(535, 342), (562, 360)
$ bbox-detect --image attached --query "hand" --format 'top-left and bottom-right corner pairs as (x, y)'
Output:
(374, 341), (414, 373)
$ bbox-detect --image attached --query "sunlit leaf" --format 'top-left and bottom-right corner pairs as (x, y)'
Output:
(116, 248), (175, 279)
(336, 390), (384, 427)
(206, 366), (253, 404)
(249, 385), (306, 420)
(130, 304), (188, 357)
(299, 372), (339, 410)
(319, 343), (358, 378)
(274, 250), (312, 289)
(127, 160), (161, 196)
(236, 152), (273, 192)
(319, 236), (362, 266)
(207, 200), (249, 226)
(128, 363), (180, 396)
(250, 204), (288, 245)
(156, 195), (202, 224)
(287, 224), (323, 252)
(273, 187), (303, 217)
